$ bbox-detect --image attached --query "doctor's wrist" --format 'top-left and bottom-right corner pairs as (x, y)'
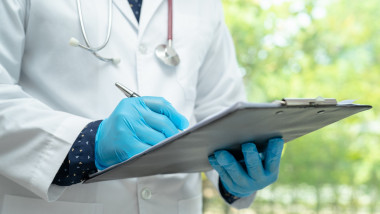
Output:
(218, 178), (241, 204)
(53, 120), (102, 186)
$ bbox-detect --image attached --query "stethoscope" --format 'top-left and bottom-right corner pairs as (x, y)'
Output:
(69, 0), (180, 66)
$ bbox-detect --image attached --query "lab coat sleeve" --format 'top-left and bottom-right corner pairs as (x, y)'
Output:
(195, 1), (254, 209)
(194, 4), (246, 121)
(0, 0), (91, 201)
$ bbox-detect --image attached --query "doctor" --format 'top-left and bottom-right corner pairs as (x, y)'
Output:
(0, 0), (284, 213)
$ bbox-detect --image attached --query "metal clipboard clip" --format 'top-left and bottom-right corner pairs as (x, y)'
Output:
(278, 97), (338, 106)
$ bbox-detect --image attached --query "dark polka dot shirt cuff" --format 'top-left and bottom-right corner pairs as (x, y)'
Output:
(53, 120), (102, 186)
(219, 178), (240, 204)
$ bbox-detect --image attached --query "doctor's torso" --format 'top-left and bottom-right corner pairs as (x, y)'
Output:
(0, 0), (245, 213)
(20, 0), (217, 121)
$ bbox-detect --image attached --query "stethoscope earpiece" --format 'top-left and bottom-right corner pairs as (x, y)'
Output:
(112, 58), (121, 65)
(69, 37), (80, 47)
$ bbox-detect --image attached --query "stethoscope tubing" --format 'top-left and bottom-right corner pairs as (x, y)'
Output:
(76, 0), (113, 52)
(71, 0), (177, 66)
(168, 0), (173, 41)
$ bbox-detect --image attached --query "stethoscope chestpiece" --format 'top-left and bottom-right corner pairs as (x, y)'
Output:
(155, 0), (180, 67)
(155, 40), (180, 67)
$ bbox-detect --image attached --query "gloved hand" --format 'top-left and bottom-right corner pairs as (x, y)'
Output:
(95, 96), (189, 170)
(208, 138), (284, 198)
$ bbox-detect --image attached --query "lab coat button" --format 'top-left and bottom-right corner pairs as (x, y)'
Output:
(139, 45), (147, 54)
(141, 188), (152, 200)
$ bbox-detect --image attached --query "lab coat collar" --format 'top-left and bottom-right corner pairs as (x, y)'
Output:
(138, 0), (165, 39)
(113, 0), (139, 29)
(113, 0), (165, 38)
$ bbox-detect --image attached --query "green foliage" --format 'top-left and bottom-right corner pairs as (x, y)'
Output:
(205, 0), (380, 212)
(223, 0), (380, 187)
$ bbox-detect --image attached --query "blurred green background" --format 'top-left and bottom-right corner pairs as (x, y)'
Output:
(202, 0), (380, 213)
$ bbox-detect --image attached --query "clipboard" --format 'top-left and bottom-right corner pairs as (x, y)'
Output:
(85, 98), (371, 183)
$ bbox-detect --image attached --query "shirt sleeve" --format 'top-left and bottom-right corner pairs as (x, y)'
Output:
(53, 120), (102, 186)
(218, 178), (240, 204)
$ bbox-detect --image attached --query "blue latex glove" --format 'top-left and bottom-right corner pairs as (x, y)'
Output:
(208, 138), (284, 198)
(95, 97), (189, 170)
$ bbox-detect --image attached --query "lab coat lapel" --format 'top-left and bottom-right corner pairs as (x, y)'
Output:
(113, 0), (139, 29)
(138, 0), (165, 38)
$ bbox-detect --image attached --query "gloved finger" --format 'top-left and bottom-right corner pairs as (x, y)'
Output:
(210, 155), (255, 198)
(214, 150), (251, 185)
(208, 155), (236, 190)
(118, 140), (151, 160)
(208, 155), (230, 181)
(264, 138), (284, 174)
(242, 143), (265, 179)
(133, 122), (167, 146)
(122, 139), (152, 160)
(141, 109), (180, 138)
(141, 97), (189, 130)
(96, 139), (151, 170)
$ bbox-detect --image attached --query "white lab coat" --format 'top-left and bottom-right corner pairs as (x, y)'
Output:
(0, 0), (254, 213)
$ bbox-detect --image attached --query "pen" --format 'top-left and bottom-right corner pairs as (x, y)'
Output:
(115, 82), (141, 98)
